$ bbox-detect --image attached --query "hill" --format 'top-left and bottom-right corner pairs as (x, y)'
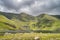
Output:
(51, 15), (60, 19)
(0, 11), (60, 33)
(36, 14), (60, 31)
(0, 12), (35, 22)
(0, 15), (16, 31)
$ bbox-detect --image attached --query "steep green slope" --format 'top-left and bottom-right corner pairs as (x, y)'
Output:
(0, 15), (16, 31)
(0, 11), (60, 33)
(0, 12), (35, 22)
(36, 14), (60, 31)
(16, 12), (35, 22)
(0, 12), (36, 30)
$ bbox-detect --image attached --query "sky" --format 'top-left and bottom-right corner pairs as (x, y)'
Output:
(0, 0), (60, 16)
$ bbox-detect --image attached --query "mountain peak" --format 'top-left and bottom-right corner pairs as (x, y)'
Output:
(37, 13), (49, 17)
(20, 12), (29, 16)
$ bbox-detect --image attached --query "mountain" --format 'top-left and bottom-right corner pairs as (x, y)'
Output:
(36, 14), (60, 31)
(0, 12), (35, 22)
(0, 14), (16, 31)
(37, 14), (58, 21)
(51, 15), (60, 19)
(0, 11), (60, 33)
(14, 12), (35, 22)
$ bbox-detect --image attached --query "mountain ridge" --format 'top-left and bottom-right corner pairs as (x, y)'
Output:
(0, 11), (60, 33)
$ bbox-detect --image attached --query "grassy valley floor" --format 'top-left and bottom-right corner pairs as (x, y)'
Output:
(0, 33), (60, 40)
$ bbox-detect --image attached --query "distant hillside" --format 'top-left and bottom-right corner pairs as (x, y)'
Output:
(51, 15), (60, 19)
(0, 12), (19, 19)
(0, 12), (35, 22)
(0, 11), (60, 33)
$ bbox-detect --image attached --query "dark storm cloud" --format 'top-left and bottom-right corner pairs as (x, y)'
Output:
(1, 0), (34, 10)
(29, 0), (60, 15)
(0, 0), (60, 15)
